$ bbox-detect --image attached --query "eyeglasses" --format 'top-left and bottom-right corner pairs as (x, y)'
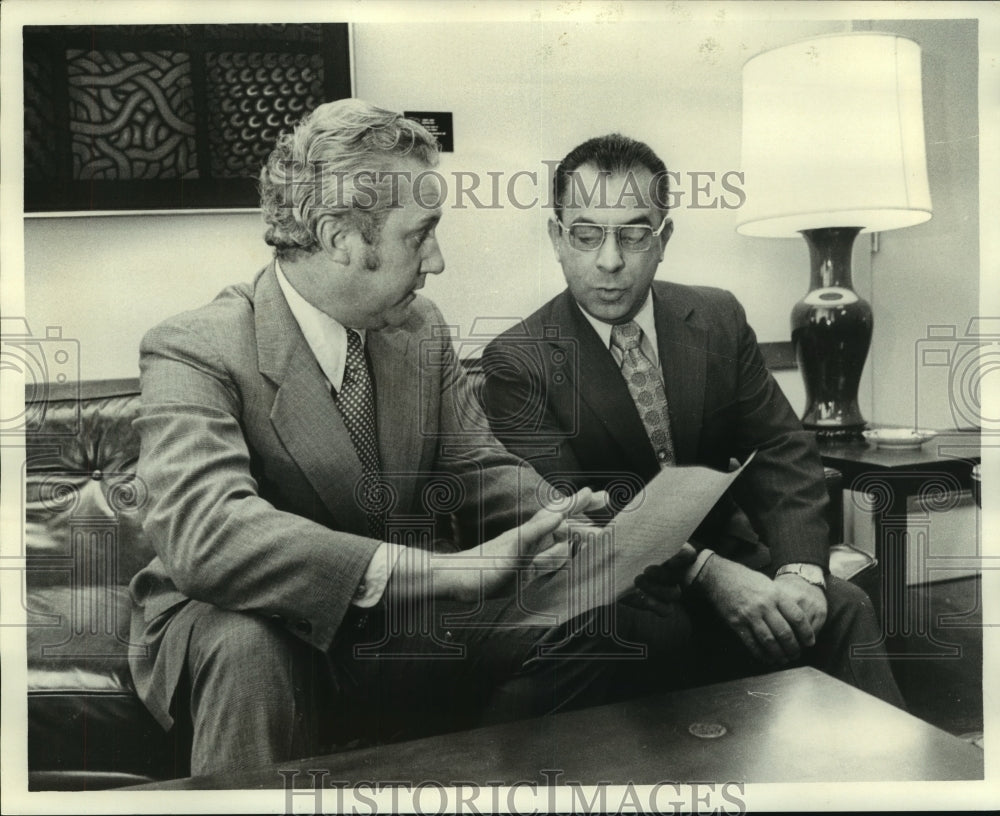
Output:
(556, 217), (671, 252)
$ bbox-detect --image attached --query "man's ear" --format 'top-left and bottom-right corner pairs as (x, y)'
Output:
(316, 214), (352, 265)
(657, 216), (674, 261)
(547, 218), (564, 261)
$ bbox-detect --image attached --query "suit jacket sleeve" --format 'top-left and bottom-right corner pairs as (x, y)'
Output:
(716, 293), (830, 571)
(479, 334), (589, 490)
(422, 302), (551, 544)
(134, 316), (380, 653)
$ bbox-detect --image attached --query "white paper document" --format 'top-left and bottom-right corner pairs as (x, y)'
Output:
(517, 453), (756, 625)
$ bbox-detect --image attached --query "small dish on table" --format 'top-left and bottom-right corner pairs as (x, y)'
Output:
(862, 428), (937, 450)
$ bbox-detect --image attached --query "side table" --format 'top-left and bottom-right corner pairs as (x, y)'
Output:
(818, 430), (981, 657)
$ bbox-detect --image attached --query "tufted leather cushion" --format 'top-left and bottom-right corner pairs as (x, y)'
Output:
(25, 380), (187, 789)
(25, 384), (152, 589)
(27, 586), (188, 787)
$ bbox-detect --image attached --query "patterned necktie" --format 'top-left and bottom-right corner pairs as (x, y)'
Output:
(610, 321), (676, 468)
(334, 329), (385, 538)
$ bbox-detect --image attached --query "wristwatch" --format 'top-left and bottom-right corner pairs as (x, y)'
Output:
(775, 563), (827, 591)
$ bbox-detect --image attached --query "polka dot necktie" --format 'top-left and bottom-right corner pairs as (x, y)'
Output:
(333, 329), (385, 538)
(610, 321), (676, 468)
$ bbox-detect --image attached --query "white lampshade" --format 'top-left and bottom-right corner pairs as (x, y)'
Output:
(737, 33), (932, 238)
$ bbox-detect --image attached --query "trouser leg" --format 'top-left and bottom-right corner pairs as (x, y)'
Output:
(483, 574), (904, 716)
(332, 591), (695, 735)
(810, 576), (906, 708)
(178, 603), (336, 776)
(330, 602), (512, 742)
(682, 576), (906, 708)
(475, 593), (698, 724)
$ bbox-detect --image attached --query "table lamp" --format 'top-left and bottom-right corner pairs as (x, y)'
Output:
(737, 33), (932, 441)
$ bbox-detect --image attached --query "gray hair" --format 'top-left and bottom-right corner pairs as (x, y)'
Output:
(259, 98), (440, 260)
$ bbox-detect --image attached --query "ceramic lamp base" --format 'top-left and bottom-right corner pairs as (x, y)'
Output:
(791, 227), (873, 443)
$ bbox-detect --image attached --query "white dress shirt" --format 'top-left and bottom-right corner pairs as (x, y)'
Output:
(276, 261), (403, 607)
(577, 290), (661, 370)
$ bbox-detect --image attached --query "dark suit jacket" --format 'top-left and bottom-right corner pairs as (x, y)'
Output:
(480, 281), (830, 571)
(129, 263), (544, 727)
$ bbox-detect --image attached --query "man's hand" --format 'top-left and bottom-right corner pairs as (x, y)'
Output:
(389, 488), (600, 603)
(774, 573), (827, 632)
(449, 502), (572, 601)
(696, 556), (827, 665)
(503, 487), (615, 577)
(624, 542), (698, 616)
(564, 488), (611, 518)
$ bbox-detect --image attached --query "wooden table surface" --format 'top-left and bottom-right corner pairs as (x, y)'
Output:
(818, 429), (981, 479)
(128, 667), (983, 790)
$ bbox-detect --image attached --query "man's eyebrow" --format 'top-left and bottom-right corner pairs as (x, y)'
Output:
(571, 215), (655, 226)
(412, 211), (442, 230)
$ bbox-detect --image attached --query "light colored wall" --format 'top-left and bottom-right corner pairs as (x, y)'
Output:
(352, 19), (845, 365)
(850, 492), (980, 585)
(25, 212), (270, 380)
(839, 18), (981, 561)
(25, 17), (845, 402)
(856, 18), (981, 431)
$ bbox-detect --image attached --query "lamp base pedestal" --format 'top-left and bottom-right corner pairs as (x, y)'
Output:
(811, 425), (868, 444)
(791, 227), (873, 443)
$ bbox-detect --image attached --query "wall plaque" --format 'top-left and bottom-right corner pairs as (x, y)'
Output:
(23, 23), (352, 212)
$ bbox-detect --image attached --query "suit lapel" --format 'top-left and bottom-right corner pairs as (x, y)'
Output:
(553, 292), (660, 475)
(368, 323), (423, 516)
(652, 282), (706, 465)
(255, 263), (368, 533)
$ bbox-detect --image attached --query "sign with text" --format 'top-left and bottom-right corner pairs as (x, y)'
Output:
(404, 111), (454, 152)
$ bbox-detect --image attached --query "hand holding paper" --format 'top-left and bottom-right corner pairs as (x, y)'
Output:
(516, 454), (756, 626)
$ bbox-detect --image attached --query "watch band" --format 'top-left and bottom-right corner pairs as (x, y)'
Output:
(775, 563), (827, 590)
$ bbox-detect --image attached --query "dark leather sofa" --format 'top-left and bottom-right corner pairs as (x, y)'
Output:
(25, 379), (187, 790)
(24, 376), (873, 791)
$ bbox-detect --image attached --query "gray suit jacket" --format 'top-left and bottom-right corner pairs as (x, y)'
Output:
(129, 263), (543, 724)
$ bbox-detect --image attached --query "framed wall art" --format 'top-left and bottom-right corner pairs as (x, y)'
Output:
(23, 23), (352, 212)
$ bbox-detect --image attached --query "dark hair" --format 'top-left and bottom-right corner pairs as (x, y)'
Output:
(552, 133), (670, 220)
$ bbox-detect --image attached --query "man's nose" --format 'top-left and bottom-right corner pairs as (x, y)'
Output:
(595, 231), (625, 274)
(422, 238), (445, 275)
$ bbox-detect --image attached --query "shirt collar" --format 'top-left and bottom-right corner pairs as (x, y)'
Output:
(576, 289), (659, 367)
(275, 259), (364, 393)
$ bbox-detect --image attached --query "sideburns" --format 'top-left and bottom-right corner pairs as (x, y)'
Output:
(363, 245), (381, 272)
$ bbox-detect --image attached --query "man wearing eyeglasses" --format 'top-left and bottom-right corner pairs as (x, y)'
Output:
(481, 134), (902, 704)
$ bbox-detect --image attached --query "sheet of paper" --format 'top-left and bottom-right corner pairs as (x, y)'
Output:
(516, 453), (756, 626)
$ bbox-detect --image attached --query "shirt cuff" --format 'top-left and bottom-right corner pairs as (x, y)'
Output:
(684, 547), (716, 586)
(352, 542), (406, 608)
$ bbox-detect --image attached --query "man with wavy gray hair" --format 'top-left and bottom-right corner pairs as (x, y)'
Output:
(127, 99), (635, 777)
